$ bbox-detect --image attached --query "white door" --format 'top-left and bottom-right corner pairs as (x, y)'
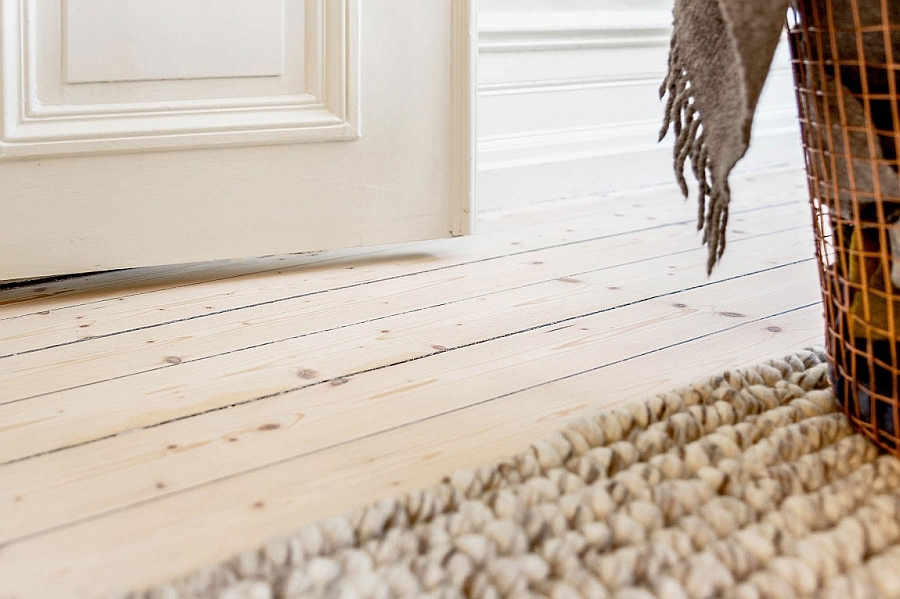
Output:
(0, 0), (475, 280)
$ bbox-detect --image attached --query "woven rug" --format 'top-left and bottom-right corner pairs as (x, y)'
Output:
(127, 348), (900, 599)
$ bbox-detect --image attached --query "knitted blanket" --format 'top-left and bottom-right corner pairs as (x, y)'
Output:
(124, 349), (900, 599)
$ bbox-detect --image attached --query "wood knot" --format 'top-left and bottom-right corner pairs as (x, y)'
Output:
(296, 368), (318, 380)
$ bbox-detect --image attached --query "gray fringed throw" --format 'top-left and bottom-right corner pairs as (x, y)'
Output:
(662, 0), (900, 274)
(660, 0), (790, 274)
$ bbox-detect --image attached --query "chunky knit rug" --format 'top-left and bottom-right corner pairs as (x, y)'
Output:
(126, 348), (900, 599)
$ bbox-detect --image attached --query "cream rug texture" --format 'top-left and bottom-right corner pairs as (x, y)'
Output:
(127, 348), (900, 599)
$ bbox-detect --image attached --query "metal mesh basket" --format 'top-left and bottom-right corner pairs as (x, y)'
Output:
(789, 0), (900, 451)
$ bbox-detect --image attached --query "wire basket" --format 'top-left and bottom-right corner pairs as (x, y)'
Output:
(789, 0), (900, 451)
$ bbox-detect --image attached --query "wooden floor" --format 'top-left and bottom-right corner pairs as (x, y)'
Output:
(0, 169), (824, 599)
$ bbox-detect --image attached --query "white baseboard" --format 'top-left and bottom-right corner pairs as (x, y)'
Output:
(476, 7), (805, 212)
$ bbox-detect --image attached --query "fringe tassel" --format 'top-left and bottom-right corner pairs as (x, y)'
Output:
(660, 40), (730, 275)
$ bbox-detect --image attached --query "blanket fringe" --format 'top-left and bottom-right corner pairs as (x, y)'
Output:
(660, 41), (729, 275)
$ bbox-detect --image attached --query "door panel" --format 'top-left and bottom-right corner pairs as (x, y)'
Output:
(0, 0), (475, 280)
(65, 0), (285, 83)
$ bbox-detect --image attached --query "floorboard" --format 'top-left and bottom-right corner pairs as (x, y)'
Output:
(0, 169), (824, 599)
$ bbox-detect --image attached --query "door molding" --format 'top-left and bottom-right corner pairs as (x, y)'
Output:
(451, 0), (477, 236)
(476, 7), (801, 211)
(0, 0), (360, 159)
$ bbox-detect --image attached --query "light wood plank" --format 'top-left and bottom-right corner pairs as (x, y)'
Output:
(0, 198), (686, 346)
(474, 168), (810, 232)
(0, 227), (815, 464)
(0, 202), (809, 404)
(0, 169), (822, 599)
(0, 260), (821, 547)
(0, 169), (808, 317)
(0, 306), (824, 599)
(0, 195), (807, 357)
(0, 252), (334, 316)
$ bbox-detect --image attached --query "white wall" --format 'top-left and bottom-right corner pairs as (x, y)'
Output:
(476, 0), (804, 212)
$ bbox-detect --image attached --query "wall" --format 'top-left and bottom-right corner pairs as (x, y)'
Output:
(476, 0), (804, 212)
